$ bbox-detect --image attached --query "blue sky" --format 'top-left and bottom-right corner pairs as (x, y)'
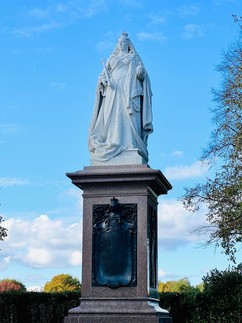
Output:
(0, 0), (241, 291)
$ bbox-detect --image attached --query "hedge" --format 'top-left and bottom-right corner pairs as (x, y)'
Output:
(159, 291), (199, 323)
(0, 290), (241, 322)
(0, 292), (80, 323)
(159, 291), (242, 323)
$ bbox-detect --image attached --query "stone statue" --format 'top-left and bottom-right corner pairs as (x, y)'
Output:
(89, 32), (153, 164)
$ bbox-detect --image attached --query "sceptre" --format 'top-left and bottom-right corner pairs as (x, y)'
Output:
(101, 58), (111, 87)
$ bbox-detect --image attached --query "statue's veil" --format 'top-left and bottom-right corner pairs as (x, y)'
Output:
(111, 32), (143, 63)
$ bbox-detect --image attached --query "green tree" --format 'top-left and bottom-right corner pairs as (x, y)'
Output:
(195, 282), (204, 292)
(0, 278), (26, 292)
(192, 265), (242, 322)
(0, 216), (8, 243)
(43, 274), (81, 293)
(182, 17), (242, 262)
(158, 278), (197, 293)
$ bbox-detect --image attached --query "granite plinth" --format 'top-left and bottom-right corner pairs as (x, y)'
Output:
(64, 298), (172, 323)
(67, 164), (172, 196)
(65, 164), (172, 323)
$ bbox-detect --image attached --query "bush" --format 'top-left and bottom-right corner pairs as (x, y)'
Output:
(159, 266), (242, 323)
(159, 291), (201, 323)
(0, 279), (26, 292)
(192, 267), (242, 322)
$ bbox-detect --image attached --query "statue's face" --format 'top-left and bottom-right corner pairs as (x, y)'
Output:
(119, 37), (129, 52)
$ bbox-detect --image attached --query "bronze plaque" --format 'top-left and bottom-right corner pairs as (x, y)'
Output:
(92, 198), (137, 288)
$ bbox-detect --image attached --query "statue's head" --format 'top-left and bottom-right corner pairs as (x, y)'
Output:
(117, 32), (131, 52)
(118, 31), (129, 41)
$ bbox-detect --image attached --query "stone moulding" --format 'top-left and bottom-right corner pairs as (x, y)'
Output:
(66, 164), (172, 196)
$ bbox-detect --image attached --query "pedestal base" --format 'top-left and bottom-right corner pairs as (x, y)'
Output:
(64, 298), (172, 323)
(65, 165), (172, 323)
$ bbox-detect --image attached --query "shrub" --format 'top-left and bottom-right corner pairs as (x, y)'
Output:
(192, 266), (242, 322)
(159, 291), (201, 323)
(0, 279), (26, 293)
(159, 266), (242, 322)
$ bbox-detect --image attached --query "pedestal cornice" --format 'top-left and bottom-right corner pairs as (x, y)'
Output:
(66, 164), (172, 197)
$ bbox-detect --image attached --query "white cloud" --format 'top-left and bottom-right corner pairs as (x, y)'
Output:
(0, 256), (11, 270)
(12, 48), (54, 55)
(82, 0), (108, 18)
(160, 150), (184, 158)
(158, 268), (167, 278)
(11, 23), (63, 38)
(118, 0), (142, 8)
(0, 177), (28, 187)
(96, 40), (115, 52)
(148, 12), (166, 25)
(171, 150), (184, 157)
(137, 32), (167, 42)
(158, 199), (207, 250)
(0, 124), (22, 135)
(148, 5), (199, 26)
(164, 161), (209, 180)
(9, 1), (108, 38)
(28, 8), (50, 18)
(27, 285), (42, 292)
(182, 24), (205, 39)
(0, 215), (82, 269)
(70, 251), (82, 266)
(178, 5), (199, 17)
(49, 81), (68, 90)
(158, 268), (182, 281)
(29, 1), (108, 20)
(26, 248), (52, 267)
(212, 0), (235, 6)
(31, 22), (64, 33)
(60, 187), (83, 213)
(11, 29), (32, 38)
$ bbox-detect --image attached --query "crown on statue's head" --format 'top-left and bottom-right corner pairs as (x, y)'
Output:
(119, 31), (129, 40)
(121, 31), (128, 37)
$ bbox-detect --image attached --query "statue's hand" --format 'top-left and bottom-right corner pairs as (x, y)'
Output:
(102, 79), (109, 87)
(136, 64), (145, 81)
(100, 76), (108, 87)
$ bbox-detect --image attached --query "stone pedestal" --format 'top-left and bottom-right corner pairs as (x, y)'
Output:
(65, 164), (172, 323)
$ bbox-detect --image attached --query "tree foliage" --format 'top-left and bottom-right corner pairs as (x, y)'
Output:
(195, 265), (242, 322)
(158, 278), (202, 293)
(0, 279), (26, 292)
(182, 17), (242, 262)
(159, 267), (242, 322)
(43, 274), (81, 293)
(0, 216), (8, 242)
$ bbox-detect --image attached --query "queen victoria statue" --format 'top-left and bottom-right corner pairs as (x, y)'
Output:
(88, 32), (153, 165)
(65, 32), (173, 323)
